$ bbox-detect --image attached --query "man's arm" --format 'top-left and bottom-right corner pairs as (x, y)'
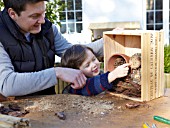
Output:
(52, 24), (104, 57)
(0, 43), (57, 97)
(86, 38), (104, 57)
(52, 24), (72, 57)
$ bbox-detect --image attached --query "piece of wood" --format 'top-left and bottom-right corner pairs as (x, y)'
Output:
(88, 21), (140, 30)
(0, 94), (15, 102)
(0, 114), (31, 128)
(0, 94), (7, 102)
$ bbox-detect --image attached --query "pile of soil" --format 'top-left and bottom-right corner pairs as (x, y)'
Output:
(1, 90), (169, 128)
(17, 93), (118, 115)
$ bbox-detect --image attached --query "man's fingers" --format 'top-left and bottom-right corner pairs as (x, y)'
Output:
(70, 83), (76, 89)
(76, 72), (86, 88)
(71, 76), (87, 89)
(80, 74), (87, 85)
(76, 77), (84, 88)
(70, 80), (79, 89)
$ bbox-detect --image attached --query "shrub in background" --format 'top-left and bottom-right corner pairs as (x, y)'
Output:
(164, 45), (170, 73)
(0, 0), (4, 11)
(45, 0), (65, 25)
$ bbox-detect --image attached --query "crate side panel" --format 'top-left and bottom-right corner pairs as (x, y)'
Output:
(158, 31), (165, 96)
(152, 32), (157, 99)
(148, 32), (156, 100)
(104, 34), (125, 72)
(141, 33), (150, 101)
(155, 32), (159, 98)
(125, 35), (141, 56)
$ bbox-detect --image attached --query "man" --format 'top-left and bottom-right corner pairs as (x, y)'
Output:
(0, 0), (103, 97)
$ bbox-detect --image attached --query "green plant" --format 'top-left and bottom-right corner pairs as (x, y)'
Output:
(45, 0), (65, 26)
(0, 0), (4, 11)
(164, 45), (170, 73)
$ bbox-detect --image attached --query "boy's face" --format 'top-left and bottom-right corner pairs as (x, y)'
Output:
(8, 1), (46, 34)
(79, 49), (101, 78)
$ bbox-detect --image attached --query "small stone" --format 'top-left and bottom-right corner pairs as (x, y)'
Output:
(55, 111), (66, 120)
(100, 112), (105, 115)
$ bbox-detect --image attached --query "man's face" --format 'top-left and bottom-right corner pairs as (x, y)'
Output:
(9, 1), (46, 34)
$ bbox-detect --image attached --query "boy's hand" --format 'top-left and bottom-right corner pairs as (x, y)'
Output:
(115, 63), (131, 78)
(108, 63), (131, 83)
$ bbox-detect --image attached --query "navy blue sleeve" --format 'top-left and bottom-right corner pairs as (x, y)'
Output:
(69, 72), (113, 96)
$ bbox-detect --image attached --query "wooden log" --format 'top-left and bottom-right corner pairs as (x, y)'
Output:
(0, 114), (31, 128)
(0, 94), (8, 102)
(0, 93), (15, 102)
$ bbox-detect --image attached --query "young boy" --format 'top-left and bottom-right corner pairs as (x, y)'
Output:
(61, 44), (130, 96)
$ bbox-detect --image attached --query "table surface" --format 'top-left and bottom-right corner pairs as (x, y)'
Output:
(2, 88), (170, 128)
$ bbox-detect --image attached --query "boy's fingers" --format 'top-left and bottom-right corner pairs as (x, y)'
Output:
(123, 63), (131, 67)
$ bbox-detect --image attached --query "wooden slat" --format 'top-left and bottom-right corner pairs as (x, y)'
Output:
(159, 31), (165, 96)
(89, 21), (140, 30)
(141, 32), (150, 101)
(55, 79), (69, 94)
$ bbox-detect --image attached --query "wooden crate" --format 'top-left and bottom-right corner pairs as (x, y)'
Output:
(103, 30), (164, 101)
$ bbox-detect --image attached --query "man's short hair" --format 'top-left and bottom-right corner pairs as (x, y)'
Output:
(3, 0), (49, 16)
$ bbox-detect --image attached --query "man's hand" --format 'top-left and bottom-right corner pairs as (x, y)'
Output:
(55, 67), (87, 89)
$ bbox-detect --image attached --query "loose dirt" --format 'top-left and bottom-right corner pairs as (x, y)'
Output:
(1, 89), (170, 128)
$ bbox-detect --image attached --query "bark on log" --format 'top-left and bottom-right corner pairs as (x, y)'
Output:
(0, 114), (31, 128)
